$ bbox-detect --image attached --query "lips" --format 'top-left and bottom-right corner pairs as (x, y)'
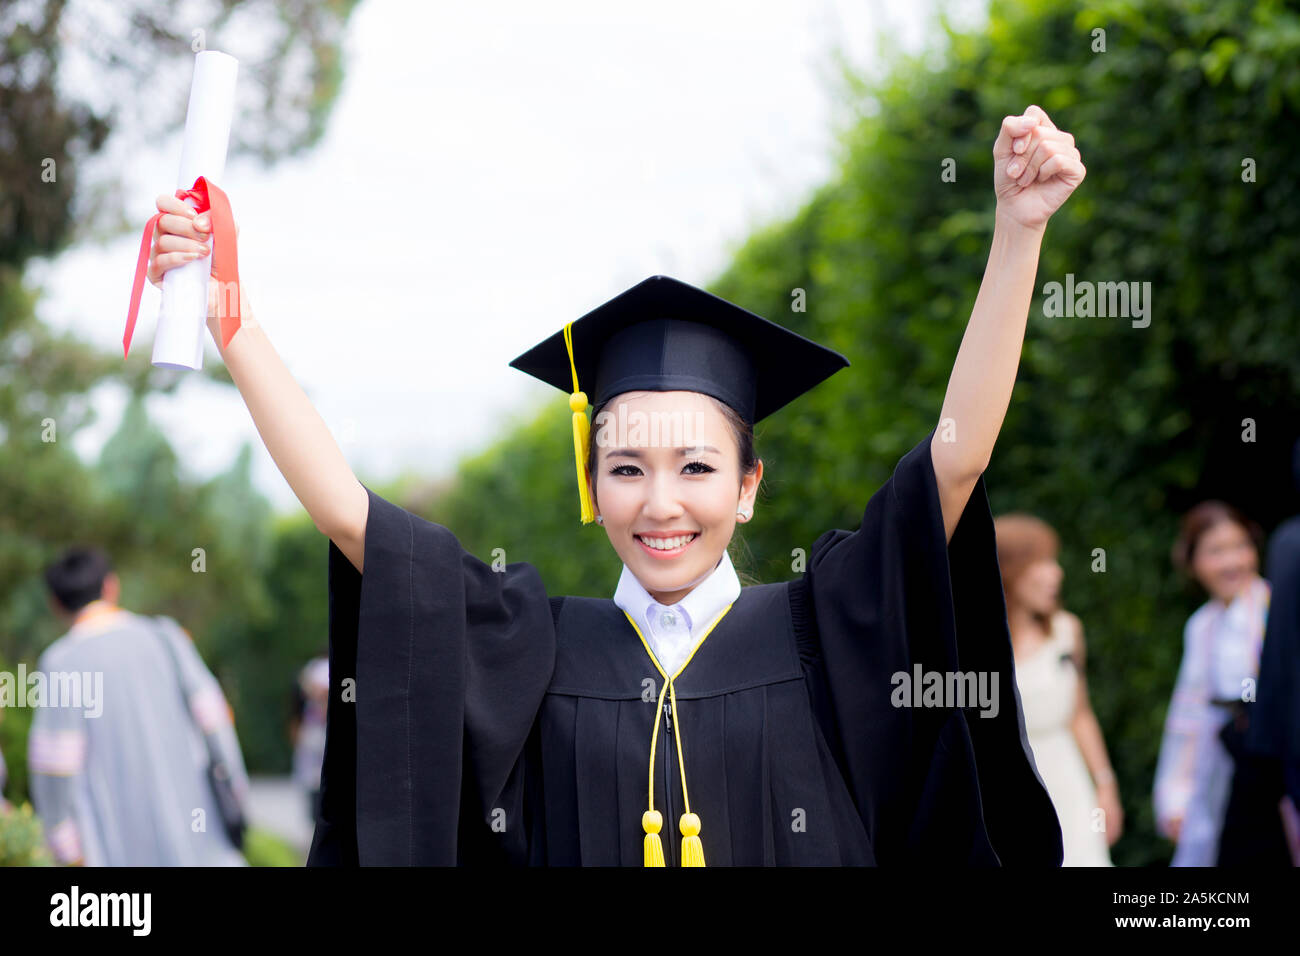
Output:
(635, 532), (699, 557)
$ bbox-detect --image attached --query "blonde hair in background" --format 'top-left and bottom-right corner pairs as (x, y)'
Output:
(993, 512), (1062, 630)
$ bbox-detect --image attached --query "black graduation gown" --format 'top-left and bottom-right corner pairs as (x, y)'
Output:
(307, 428), (1063, 866)
(1248, 515), (1300, 805)
(1221, 514), (1300, 865)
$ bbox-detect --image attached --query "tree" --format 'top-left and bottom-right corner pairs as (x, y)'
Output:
(0, 0), (359, 792)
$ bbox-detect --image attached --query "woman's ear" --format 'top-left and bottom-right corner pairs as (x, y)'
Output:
(740, 458), (764, 507)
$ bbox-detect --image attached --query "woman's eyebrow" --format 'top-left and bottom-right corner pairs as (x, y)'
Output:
(605, 445), (721, 459)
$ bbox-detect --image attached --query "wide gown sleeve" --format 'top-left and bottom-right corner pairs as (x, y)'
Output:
(800, 427), (1062, 866)
(307, 484), (556, 866)
(1248, 517), (1300, 804)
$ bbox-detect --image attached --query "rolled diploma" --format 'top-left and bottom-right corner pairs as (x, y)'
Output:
(153, 50), (239, 370)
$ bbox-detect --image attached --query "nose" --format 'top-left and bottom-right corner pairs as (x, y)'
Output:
(1221, 550), (1250, 575)
(642, 470), (684, 522)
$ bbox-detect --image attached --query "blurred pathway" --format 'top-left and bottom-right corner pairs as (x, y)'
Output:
(247, 774), (313, 860)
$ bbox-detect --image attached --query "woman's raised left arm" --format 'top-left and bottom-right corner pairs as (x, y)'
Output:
(932, 104), (1085, 541)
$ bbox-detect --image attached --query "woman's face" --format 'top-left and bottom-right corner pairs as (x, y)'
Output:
(1010, 558), (1063, 617)
(591, 390), (762, 606)
(1191, 520), (1258, 603)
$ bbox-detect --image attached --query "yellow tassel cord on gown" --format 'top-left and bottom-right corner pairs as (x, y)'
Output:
(669, 679), (705, 866)
(563, 322), (595, 524)
(625, 604), (734, 867)
(643, 680), (670, 866)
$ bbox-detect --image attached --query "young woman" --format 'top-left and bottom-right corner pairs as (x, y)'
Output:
(146, 105), (1085, 865)
(1155, 501), (1278, 866)
(994, 513), (1121, 865)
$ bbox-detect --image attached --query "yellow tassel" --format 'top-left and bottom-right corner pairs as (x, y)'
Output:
(570, 391), (595, 524)
(642, 810), (665, 867)
(680, 812), (705, 866)
(563, 321), (595, 525)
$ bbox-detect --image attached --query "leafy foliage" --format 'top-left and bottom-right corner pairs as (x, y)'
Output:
(0, 802), (55, 866)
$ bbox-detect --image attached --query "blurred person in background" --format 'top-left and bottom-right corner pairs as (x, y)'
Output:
(995, 513), (1120, 865)
(290, 653), (329, 825)
(1155, 501), (1286, 866)
(29, 546), (249, 865)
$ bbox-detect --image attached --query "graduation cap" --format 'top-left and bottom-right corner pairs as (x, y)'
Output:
(508, 275), (850, 523)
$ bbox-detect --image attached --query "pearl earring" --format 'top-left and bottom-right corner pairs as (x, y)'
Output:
(737, 509), (751, 521)
(595, 515), (604, 525)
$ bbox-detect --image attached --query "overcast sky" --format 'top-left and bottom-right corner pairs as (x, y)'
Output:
(29, 0), (979, 514)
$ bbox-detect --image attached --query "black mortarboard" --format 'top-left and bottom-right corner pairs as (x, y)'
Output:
(508, 274), (849, 523)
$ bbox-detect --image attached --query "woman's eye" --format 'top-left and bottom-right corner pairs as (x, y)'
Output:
(607, 461), (715, 476)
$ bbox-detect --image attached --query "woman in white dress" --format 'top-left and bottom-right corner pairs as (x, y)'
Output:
(996, 514), (1120, 865)
(1154, 501), (1270, 866)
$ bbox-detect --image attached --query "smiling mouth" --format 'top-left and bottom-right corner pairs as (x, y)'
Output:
(635, 533), (699, 556)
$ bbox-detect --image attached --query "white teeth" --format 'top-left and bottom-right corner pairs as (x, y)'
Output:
(638, 534), (697, 551)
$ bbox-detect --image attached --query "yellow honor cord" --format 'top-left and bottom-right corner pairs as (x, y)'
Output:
(625, 605), (732, 868)
(669, 681), (705, 866)
(643, 678), (671, 867)
(563, 322), (595, 524)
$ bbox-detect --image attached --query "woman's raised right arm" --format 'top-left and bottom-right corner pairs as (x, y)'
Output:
(148, 194), (369, 572)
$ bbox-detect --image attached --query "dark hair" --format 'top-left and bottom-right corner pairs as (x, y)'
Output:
(1170, 500), (1264, 578)
(44, 546), (113, 613)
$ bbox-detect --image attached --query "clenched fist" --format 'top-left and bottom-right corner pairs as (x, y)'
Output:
(146, 192), (252, 344)
(993, 104), (1085, 229)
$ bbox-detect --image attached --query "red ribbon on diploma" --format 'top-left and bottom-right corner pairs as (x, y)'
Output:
(123, 176), (241, 359)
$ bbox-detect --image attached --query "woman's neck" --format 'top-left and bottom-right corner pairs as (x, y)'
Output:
(1006, 602), (1051, 647)
(648, 580), (701, 605)
(1210, 573), (1261, 607)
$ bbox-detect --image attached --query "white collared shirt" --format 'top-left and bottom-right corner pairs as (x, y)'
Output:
(613, 550), (741, 676)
